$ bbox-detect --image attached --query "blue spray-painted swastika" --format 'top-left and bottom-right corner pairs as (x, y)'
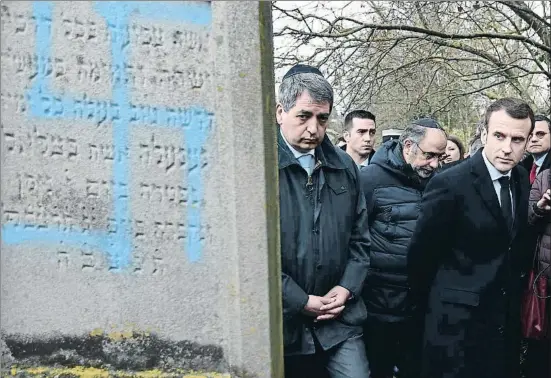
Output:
(1, 1), (213, 268)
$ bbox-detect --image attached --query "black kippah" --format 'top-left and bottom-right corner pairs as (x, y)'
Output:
(282, 64), (324, 80)
(412, 118), (443, 129)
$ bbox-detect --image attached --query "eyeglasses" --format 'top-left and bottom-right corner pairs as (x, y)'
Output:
(416, 144), (447, 162)
(531, 131), (549, 140)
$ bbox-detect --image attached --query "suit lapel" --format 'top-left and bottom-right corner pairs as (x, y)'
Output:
(470, 151), (508, 230)
(541, 152), (551, 172)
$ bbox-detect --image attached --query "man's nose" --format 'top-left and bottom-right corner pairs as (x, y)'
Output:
(429, 159), (440, 169)
(306, 119), (318, 134)
(530, 134), (538, 143)
(364, 133), (372, 142)
(502, 141), (513, 154)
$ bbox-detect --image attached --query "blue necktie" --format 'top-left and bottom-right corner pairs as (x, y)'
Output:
(298, 154), (315, 176)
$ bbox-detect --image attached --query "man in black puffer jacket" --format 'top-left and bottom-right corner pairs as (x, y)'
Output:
(360, 119), (447, 378)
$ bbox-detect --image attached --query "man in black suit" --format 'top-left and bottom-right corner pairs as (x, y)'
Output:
(520, 114), (551, 184)
(408, 98), (535, 378)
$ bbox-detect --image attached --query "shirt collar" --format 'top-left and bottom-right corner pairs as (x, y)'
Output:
(482, 149), (511, 181)
(280, 128), (315, 159)
(535, 152), (548, 167)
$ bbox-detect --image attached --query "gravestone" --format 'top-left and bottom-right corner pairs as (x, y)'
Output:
(1, 1), (282, 377)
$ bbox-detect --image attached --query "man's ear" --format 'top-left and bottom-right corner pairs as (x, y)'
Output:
(276, 103), (284, 125)
(402, 139), (413, 155)
(343, 131), (350, 143)
(480, 128), (487, 146)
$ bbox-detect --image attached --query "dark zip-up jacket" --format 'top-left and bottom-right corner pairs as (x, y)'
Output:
(279, 130), (371, 355)
(339, 144), (375, 169)
(360, 140), (427, 322)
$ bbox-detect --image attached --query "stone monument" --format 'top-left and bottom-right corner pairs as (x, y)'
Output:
(1, 1), (282, 377)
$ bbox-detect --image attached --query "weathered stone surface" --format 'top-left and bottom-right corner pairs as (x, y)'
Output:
(1, 2), (281, 377)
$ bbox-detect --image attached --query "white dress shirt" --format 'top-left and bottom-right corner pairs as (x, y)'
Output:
(535, 152), (548, 174)
(359, 157), (370, 169)
(482, 150), (513, 214)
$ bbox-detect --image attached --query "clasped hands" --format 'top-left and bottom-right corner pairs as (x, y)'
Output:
(303, 285), (350, 322)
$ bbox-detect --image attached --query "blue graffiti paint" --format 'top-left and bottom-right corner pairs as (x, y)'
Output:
(183, 114), (212, 263)
(32, 2), (52, 91)
(2, 224), (114, 252)
(96, 1), (212, 26)
(96, 2), (132, 269)
(1, 1), (213, 267)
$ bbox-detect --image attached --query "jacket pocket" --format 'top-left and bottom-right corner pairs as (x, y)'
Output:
(282, 318), (301, 347)
(326, 177), (354, 220)
(440, 288), (480, 307)
(377, 205), (398, 237)
(364, 282), (411, 315)
(327, 179), (349, 195)
(339, 298), (367, 326)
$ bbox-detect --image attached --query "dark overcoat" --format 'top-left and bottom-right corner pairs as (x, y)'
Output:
(408, 149), (530, 378)
(279, 131), (371, 356)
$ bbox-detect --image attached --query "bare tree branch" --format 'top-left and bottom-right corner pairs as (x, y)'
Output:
(273, 1), (551, 132)
(276, 12), (551, 54)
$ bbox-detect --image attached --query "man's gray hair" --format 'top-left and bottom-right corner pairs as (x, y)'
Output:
(398, 124), (429, 146)
(469, 138), (483, 155)
(278, 73), (334, 112)
(474, 120), (484, 138)
(398, 121), (448, 147)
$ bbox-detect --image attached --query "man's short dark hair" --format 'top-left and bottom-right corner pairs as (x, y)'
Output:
(534, 114), (551, 132)
(483, 98), (535, 134)
(344, 110), (376, 131)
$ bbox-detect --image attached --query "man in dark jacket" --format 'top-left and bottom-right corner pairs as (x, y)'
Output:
(277, 64), (371, 377)
(519, 114), (551, 377)
(520, 114), (551, 184)
(359, 119), (447, 378)
(408, 98), (534, 378)
(342, 110), (377, 169)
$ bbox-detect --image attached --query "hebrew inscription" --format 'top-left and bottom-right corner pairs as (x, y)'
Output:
(1, 1), (215, 270)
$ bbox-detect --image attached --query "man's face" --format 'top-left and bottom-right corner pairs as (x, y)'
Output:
(481, 109), (531, 173)
(403, 128), (447, 179)
(276, 91), (330, 152)
(344, 118), (376, 157)
(527, 120), (550, 156)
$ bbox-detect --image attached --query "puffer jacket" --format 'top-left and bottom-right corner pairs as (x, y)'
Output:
(359, 140), (428, 322)
(528, 168), (551, 278)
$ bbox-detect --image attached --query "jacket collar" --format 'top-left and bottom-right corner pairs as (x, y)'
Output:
(470, 148), (519, 184)
(339, 144), (376, 165)
(481, 148), (512, 181)
(360, 149), (376, 167)
(470, 149), (523, 238)
(277, 127), (346, 170)
(371, 140), (427, 189)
